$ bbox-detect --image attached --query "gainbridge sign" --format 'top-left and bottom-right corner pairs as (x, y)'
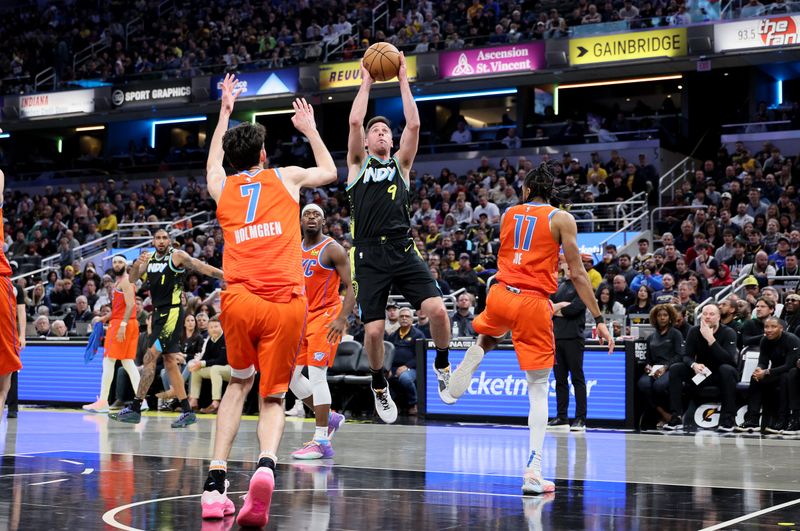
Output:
(569, 28), (687, 65)
(714, 16), (800, 52)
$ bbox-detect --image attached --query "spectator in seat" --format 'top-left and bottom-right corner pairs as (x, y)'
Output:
(582, 254), (603, 290)
(630, 259), (663, 292)
(187, 317), (230, 414)
(639, 304), (684, 428)
(628, 285), (654, 319)
(741, 297), (775, 347)
(450, 121), (472, 144)
(761, 286), (784, 317)
(664, 303), (739, 431)
(740, 251), (776, 283)
(732, 202), (754, 229)
(672, 304), (691, 338)
(65, 295), (93, 334)
(738, 317), (800, 434)
(740, 0), (764, 18)
(51, 319), (69, 337)
(33, 315), (50, 337)
(415, 309), (432, 339)
(674, 220), (695, 254)
(715, 229), (737, 264)
(690, 243), (719, 284)
(452, 196), (474, 226)
(612, 274), (635, 309)
(596, 285), (625, 318)
(632, 238), (653, 271)
(718, 296), (742, 334)
(386, 307), (425, 415)
(501, 127), (521, 149)
(450, 292), (476, 338)
(770, 236), (792, 270)
(653, 273), (677, 304)
(777, 254), (800, 293)
(472, 194), (500, 224)
(445, 253), (481, 295)
(385, 302), (401, 335)
(617, 254), (636, 284)
(47, 279), (72, 310)
(725, 240), (751, 280)
(675, 281), (698, 325)
(619, 0), (640, 20)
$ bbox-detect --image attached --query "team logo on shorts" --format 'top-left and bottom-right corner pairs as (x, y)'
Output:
(313, 351), (327, 362)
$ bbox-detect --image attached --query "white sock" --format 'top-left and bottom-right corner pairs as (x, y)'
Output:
(120, 359), (140, 394)
(525, 368), (551, 476)
(99, 357), (115, 402)
(314, 426), (329, 444)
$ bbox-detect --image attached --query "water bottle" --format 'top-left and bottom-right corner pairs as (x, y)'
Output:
(453, 321), (460, 338)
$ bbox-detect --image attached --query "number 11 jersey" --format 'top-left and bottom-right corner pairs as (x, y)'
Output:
(496, 203), (561, 296)
(217, 168), (304, 303)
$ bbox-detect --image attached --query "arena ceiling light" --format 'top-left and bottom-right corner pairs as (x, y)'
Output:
(75, 125), (105, 132)
(251, 109), (294, 124)
(413, 88), (517, 102)
(150, 116), (207, 148)
(557, 74), (683, 90)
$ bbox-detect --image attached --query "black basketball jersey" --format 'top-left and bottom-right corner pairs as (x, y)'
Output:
(142, 248), (185, 309)
(346, 155), (411, 241)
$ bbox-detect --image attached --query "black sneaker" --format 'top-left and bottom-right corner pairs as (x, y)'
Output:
(663, 415), (683, 431)
(783, 417), (800, 436)
(7, 410), (17, 419)
(735, 418), (760, 433)
(547, 417), (570, 431)
(765, 418), (787, 434)
(717, 418), (735, 433)
(570, 418), (586, 432)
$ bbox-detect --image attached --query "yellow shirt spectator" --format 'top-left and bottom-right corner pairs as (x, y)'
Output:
(98, 212), (118, 233)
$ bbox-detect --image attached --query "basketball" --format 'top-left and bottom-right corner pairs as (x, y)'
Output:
(363, 42), (401, 82)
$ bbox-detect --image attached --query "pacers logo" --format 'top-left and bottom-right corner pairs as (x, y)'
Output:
(758, 17), (799, 46)
(352, 280), (359, 299)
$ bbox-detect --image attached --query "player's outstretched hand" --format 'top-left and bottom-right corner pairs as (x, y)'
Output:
(135, 251), (151, 269)
(360, 60), (374, 86)
(291, 98), (317, 135)
(398, 52), (408, 83)
(596, 322), (615, 354)
(219, 73), (243, 115)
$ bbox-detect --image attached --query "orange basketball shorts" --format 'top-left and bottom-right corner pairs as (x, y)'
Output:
(298, 303), (342, 368)
(0, 276), (21, 376)
(473, 283), (555, 371)
(103, 319), (139, 360)
(220, 284), (307, 397)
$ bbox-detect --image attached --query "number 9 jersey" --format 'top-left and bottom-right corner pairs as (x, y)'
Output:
(496, 203), (560, 296)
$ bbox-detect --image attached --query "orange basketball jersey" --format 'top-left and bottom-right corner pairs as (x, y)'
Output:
(496, 203), (560, 296)
(302, 237), (341, 312)
(0, 207), (12, 277)
(217, 168), (304, 303)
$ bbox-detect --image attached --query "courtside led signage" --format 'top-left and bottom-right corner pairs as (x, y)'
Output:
(570, 28), (687, 65)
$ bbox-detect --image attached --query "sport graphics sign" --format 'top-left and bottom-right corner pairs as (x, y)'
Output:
(714, 16), (800, 52)
(425, 344), (627, 420)
(19, 89), (95, 119)
(439, 43), (545, 79)
(112, 81), (192, 108)
(569, 28), (687, 65)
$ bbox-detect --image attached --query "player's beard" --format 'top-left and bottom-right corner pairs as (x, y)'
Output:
(113, 265), (126, 278)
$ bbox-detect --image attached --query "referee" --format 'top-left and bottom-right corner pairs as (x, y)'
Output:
(548, 259), (588, 431)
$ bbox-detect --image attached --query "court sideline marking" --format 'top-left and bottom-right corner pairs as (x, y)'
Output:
(102, 488), (526, 531)
(699, 497), (800, 531)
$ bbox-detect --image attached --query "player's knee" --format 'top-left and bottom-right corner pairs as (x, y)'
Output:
(424, 300), (447, 322)
(364, 323), (384, 341)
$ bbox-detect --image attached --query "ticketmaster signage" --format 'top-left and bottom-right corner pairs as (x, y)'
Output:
(425, 346), (627, 420)
(19, 89), (95, 119)
(439, 43), (545, 79)
(714, 16), (800, 52)
(569, 28), (687, 65)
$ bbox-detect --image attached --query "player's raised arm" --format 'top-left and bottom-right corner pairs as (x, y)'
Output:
(207, 74), (242, 202)
(347, 62), (373, 173)
(553, 210), (614, 352)
(281, 98), (338, 192)
(394, 52), (419, 178)
(172, 249), (224, 281)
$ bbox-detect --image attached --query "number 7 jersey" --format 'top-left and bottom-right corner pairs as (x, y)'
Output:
(216, 168), (304, 303)
(496, 203), (561, 296)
